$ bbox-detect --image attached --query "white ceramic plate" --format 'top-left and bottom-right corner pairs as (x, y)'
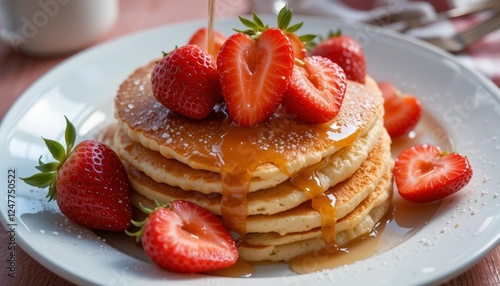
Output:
(1, 16), (499, 286)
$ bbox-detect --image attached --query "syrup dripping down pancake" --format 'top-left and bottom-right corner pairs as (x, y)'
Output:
(237, 170), (393, 262)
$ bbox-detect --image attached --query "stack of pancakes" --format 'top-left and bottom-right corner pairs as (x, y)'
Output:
(110, 61), (394, 262)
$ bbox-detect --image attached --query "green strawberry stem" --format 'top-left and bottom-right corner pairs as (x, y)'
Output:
(20, 116), (76, 201)
(294, 58), (306, 67)
(125, 200), (171, 242)
(235, 5), (316, 46)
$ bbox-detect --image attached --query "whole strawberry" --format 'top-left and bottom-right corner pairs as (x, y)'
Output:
(127, 200), (238, 273)
(21, 117), (132, 231)
(311, 32), (366, 84)
(187, 27), (227, 61)
(151, 44), (221, 120)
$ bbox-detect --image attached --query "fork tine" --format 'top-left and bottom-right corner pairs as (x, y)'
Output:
(419, 9), (500, 52)
(459, 9), (500, 47)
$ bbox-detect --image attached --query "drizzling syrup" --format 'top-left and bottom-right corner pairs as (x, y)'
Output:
(207, 0), (216, 56)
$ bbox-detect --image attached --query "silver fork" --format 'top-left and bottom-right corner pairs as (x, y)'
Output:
(373, 0), (500, 32)
(419, 9), (500, 53)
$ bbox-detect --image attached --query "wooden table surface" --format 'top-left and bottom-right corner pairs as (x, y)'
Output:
(0, 0), (498, 285)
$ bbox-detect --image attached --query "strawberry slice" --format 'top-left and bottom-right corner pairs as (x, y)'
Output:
(383, 95), (421, 138)
(187, 27), (227, 61)
(377, 81), (398, 102)
(286, 32), (308, 59)
(394, 144), (473, 203)
(378, 81), (421, 139)
(128, 200), (238, 273)
(217, 27), (294, 127)
(283, 56), (347, 123)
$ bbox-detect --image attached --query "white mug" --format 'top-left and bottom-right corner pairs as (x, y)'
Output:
(0, 0), (118, 56)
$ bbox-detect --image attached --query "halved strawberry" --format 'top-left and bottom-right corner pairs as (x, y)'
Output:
(187, 27), (227, 61)
(151, 45), (221, 120)
(217, 27), (294, 127)
(283, 56), (347, 123)
(394, 144), (473, 203)
(286, 32), (308, 59)
(311, 32), (366, 84)
(378, 81), (422, 139)
(127, 200), (238, 273)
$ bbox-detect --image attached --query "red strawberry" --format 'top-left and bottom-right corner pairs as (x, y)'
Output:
(394, 144), (473, 203)
(311, 32), (366, 84)
(127, 200), (238, 273)
(21, 117), (132, 231)
(286, 32), (308, 59)
(217, 27), (294, 127)
(151, 44), (221, 120)
(187, 27), (227, 61)
(378, 81), (422, 138)
(377, 81), (398, 102)
(283, 56), (347, 123)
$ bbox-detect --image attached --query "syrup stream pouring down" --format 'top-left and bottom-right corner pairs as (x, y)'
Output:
(207, 0), (216, 58)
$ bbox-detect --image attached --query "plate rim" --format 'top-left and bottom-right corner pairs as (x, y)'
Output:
(1, 15), (499, 286)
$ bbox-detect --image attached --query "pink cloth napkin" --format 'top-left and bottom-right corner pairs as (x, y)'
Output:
(251, 0), (500, 87)
(423, 0), (500, 87)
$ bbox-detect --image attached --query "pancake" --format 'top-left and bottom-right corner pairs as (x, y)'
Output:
(244, 159), (393, 246)
(113, 116), (383, 195)
(111, 59), (393, 261)
(115, 61), (385, 234)
(237, 196), (392, 262)
(128, 129), (392, 238)
(123, 128), (390, 219)
(243, 130), (391, 234)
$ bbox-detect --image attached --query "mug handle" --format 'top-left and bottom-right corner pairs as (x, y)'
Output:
(0, 0), (23, 49)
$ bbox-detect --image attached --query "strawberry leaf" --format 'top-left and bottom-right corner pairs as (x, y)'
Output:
(43, 138), (66, 162)
(64, 116), (76, 154)
(252, 12), (265, 28)
(285, 22), (303, 33)
(277, 6), (292, 30)
(237, 16), (261, 32)
(46, 181), (57, 201)
(20, 172), (55, 189)
(35, 161), (59, 172)
(125, 201), (167, 242)
(299, 34), (317, 42)
(21, 116), (79, 202)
